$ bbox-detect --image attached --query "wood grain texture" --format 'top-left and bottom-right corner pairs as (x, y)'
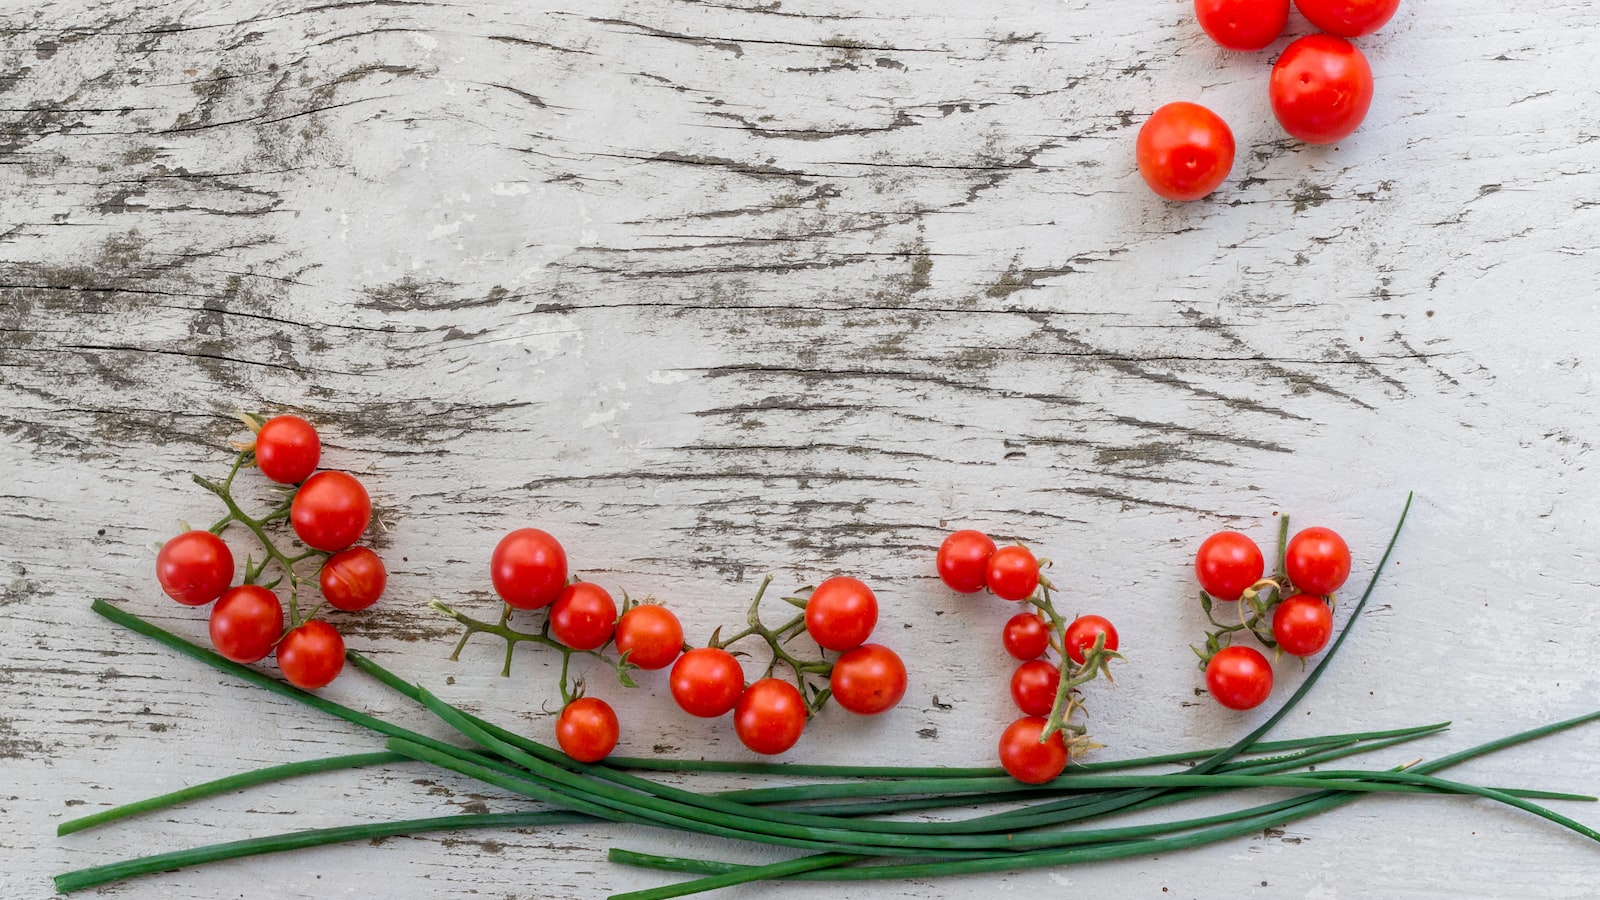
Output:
(3, 0), (1599, 896)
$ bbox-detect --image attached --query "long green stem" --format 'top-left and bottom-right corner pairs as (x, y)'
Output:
(57, 751), (406, 836)
(604, 709), (1600, 898)
(55, 811), (590, 893)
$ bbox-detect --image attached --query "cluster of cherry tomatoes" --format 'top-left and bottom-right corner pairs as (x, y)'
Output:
(936, 530), (1121, 784)
(153, 415), (383, 690)
(486, 529), (908, 761)
(1192, 523), (1351, 710)
(1137, 0), (1400, 202)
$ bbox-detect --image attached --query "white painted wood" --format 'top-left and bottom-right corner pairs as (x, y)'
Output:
(4, 0), (1599, 896)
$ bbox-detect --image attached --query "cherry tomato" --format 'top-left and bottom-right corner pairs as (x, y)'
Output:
(1009, 659), (1061, 717)
(289, 471), (371, 552)
(549, 582), (619, 651)
(936, 530), (996, 593)
(208, 585), (284, 663)
(1195, 531), (1265, 602)
(733, 678), (807, 755)
(1063, 615), (1120, 665)
(1194, 0), (1290, 51)
(829, 644), (907, 715)
(1284, 526), (1352, 595)
(318, 546), (386, 612)
(490, 528), (568, 611)
(1002, 612), (1051, 660)
(1272, 594), (1334, 657)
(613, 604), (684, 670)
(1136, 102), (1235, 202)
(1269, 35), (1374, 144)
(986, 545), (1040, 601)
(155, 530), (235, 606)
(669, 647), (745, 718)
(805, 576), (878, 651)
(998, 716), (1069, 784)
(253, 415), (320, 484)
(276, 620), (346, 690)
(1205, 645), (1273, 710)
(1294, 0), (1399, 37)
(555, 697), (620, 763)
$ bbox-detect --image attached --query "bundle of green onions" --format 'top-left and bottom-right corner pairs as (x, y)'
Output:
(53, 497), (1600, 898)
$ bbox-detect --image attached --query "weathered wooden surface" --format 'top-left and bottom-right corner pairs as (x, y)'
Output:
(3, 0), (1599, 896)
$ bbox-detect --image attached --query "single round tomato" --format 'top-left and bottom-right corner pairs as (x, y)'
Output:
(208, 585), (284, 663)
(733, 678), (807, 755)
(1269, 35), (1374, 144)
(276, 620), (345, 690)
(986, 545), (1040, 601)
(1205, 645), (1273, 710)
(1195, 0), (1290, 51)
(289, 471), (371, 552)
(1284, 526), (1352, 595)
(669, 647), (745, 718)
(1002, 612), (1051, 660)
(254, 415), (320, 484)
(936, 530), (996, 593)
(998, 716), (1069, 784)
(1009, 659), (1061, 717)
(613, 604), (684, 670)
(156, 530), (235, 606)
(318, 546), (386, 612)
(1294, 0), (1399, 37)
(549, 582), (618, 651)
(556, 697), (620, 763)
(829, 644), (907, 715)
(1272, 594), (1334, 656)
(1136, 102), (1235, 202)
(805, 576), (878, 651)
(1063, 615), (1120, 666)
(490, 528), (568, 611)
(1195, 530), (1266, 602)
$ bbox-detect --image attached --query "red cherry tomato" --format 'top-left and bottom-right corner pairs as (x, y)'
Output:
(276, 620), (346, 690)
(155, 530), (235, 606)
(1205, 645), (1273, 710)
(549, 582), (619, 651)
(998, 716), (1069, 784)
(490, 528), (568, 611)
(318, 546), (386, 612)
(1194, 0), (1290, 51)
(733, 678), (807, 755)
(936, 530), (996, 593)
(1136, 102), (1235, 202)
(555, 697), (620, 763)
(208, 585), (284, 663)
(1195, 531), (1266, 602)
(1284, 526), (1352, 595)
(253, 415), (320, 484)
(829, 644), (907, 715)
(669, 647), (745, 718)
(986, 545), (1040, 601)
(1009, 659), (1061, 717)
(1002, 612), (1051, 660)
(289, 471), (371, 552)
(1269, 35), (1374, 144)
(1063, 615), (1119, 666)
(1294, 0), (1399, 37)
(1272, 594), (1334, 656)
(805, 576), (878, 651)
(613, 604), (684, 670)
